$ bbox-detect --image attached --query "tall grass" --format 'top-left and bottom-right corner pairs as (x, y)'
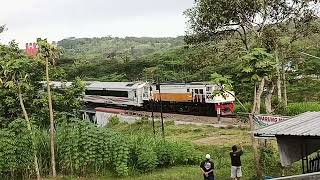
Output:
(286, 102), (320, 116)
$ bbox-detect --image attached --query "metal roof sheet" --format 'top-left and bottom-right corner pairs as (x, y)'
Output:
(254, 112), (320, 137)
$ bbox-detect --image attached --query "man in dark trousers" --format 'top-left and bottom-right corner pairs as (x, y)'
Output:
(200, 154), (214, 180)
(230, 144), (243, 180)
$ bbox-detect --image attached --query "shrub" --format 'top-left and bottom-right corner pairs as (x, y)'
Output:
(172, 141), (201, 165)
(0, 119), (36, 179)
(155, 140), (175, 167)
(56, 119), (129, 176)
(286, 102), (320, 116)
(234, 102), (266, 114)
(136, 145), (158, 172)
(260, 145), (282, 177)
(127, 133), (202, 173)
(0, 118), (203, 178)
(107, 115), (120, 126)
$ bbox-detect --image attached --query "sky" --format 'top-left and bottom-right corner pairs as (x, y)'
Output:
(0, 0), (194, 46)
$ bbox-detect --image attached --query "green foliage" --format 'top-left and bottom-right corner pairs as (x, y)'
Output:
(155, 140), (175, 167)
(0, 25), (6, 34)
(107, 116), (120, 126)
(172, 141), (202, 165)
(260, 145), (281, 177)
(0, 42), (44, 125)
(37, 38), (63, 63)
(285, 102), (320, 116)
(0, 119), (35, 178)
(287, 78), (320, 103)
(56, 119), (129, 176)
(136, 144), (158, 172)
(210, 72), (233, 96)
(239, 48), (276, 82)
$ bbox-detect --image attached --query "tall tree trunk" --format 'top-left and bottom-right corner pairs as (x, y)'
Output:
(265, 81), (275, 114)
(18, 86), (41, 180)
(249, 84), (263, 180)
(282, 69), (288, 108)
(255, 77), (266, 114)
(46, 57), (56, 177)
(275, 51), (282, 102)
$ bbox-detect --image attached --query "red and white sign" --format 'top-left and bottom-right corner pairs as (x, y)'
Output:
(255, 115), (289, 126)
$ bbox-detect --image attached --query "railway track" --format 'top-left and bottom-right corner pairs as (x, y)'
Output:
(87, 104), (240, 125)
(124, 110), (239, 125)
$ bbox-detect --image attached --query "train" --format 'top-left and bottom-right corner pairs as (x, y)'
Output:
(49, 81), (236, 116)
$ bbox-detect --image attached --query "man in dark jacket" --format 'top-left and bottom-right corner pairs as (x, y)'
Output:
(230, 144), (243, 180)
(200, 154), (214, 180)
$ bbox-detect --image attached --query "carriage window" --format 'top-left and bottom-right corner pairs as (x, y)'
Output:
(199, 89), (204, 94)
(195, 89), (199, 94)
(86, 90), (128, 97)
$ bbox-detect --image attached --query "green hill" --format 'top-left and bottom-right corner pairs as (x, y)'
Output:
(58, 36), (185, 60)
(57, 36), (186, 81)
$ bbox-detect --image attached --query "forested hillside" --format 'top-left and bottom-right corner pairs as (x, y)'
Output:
(58, 36), (185, 60)
(57, 36), (187, 81)
(57, 33), (320, 105)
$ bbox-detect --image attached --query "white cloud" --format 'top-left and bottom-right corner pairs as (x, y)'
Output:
(0, 0), (194, 46)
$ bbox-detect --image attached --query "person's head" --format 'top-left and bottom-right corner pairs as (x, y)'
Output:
(232, 145), (237, 152)
(205, 154), (211, 160)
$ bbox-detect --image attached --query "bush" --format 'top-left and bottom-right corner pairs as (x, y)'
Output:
(0, 119), (35, 179)
(56, 119), (129, 176)
(286, 102), (320, 116)
(136, 145), (158, 172)
(234, 102), (266, 114)
(155, 140), (175, 167)
(0, 118), (203, 178)
(127, 133), (202, 173)
(107, 115), (120, 126)
(260, 145), (282, 177)
(172, 141), (202, 165)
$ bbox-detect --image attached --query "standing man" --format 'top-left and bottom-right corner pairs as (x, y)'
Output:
(200, 154), (214, 180)
(230, 144), (243, 180)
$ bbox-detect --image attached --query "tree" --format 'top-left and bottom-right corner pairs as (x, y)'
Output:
(239, 48), (276, 113)
(0, 41), (41, 179)
(0, 25), (6, 34)
(185, 0), (320, 49)
(185, 0), (320, 109)
(37, 38), (62, 177)
(237, 48), (275, 179)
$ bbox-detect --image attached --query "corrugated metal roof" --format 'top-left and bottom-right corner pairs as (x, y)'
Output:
(254, 112), (320, 137)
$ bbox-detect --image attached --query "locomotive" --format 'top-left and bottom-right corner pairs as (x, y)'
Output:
(50, 81), (235, 116)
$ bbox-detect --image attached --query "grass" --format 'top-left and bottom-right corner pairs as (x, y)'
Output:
(286, 102), (320, 116)
(45, 166), (200, 180)
(111, 119), (251, 146)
